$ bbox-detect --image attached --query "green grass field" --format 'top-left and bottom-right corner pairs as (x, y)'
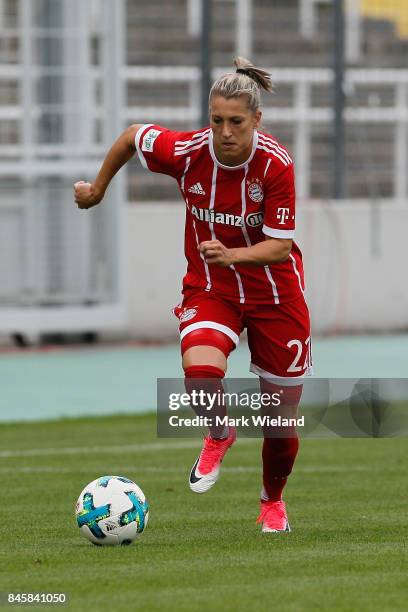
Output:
(0, 414), (407, 611)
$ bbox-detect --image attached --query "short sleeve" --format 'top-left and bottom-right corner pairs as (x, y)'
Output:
(135, 124), (186, 179)
(262, 162), (296, 239)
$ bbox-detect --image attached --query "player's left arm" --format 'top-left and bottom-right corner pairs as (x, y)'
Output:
(199, 236), (291, 267)
(200, 160), (295, 267)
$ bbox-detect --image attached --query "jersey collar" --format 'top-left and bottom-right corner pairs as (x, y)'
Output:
(209, 130), (258, 170)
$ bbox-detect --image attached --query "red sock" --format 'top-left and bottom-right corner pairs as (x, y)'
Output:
(262, 437), (299, 501)
(259, 382), (303, 502)
(184, 365), (227, 438)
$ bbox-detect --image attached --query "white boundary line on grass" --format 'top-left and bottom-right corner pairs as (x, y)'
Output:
(0, 438), (259, 459)
(0, 465), (383, 474)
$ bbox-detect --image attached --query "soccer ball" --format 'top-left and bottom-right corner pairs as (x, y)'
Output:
(75, 475), (149, 546)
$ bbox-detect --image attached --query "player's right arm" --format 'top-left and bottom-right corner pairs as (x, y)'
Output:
(74, 123), (142, 209)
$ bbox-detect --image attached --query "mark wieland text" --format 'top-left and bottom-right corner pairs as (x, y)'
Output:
(168, 415), (305, 428)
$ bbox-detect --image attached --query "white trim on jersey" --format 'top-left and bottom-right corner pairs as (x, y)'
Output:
(262, 225), (295, 239)
(134, 123), (154, 170)
(180, 321), (240, 346)
(183, 153), (212, 291)
(240, 165), (251, 247)
(209, 130), (259, 170)
(226, 163), (250, 305)
(180, 156), (191, 192)
(185, 187), (211, 288)
(249, 362), (313, 384)
(263, 266), (280, 304)
(263, 158), (272, 177)
(200, 163), (218, 292)
(258, 134), (292, 164)
(174, 138), (209, 157)
(289, 253), (305, 294)
(257, 144), (289, 167)
(230, 264), (245, 304)
(192, 218), (212, 291)
(208, 163), (217, 241)
(175, 129), (210, 150)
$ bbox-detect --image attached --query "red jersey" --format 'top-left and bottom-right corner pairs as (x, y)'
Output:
(135, 124), (305, 305)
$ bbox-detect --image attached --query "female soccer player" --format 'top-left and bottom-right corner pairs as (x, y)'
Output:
(74, 57), (312, 533)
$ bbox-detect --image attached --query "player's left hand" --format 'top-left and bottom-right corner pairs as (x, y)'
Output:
(198, 240), (236, 267)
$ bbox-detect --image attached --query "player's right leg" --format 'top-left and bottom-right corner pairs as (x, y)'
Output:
(174, 291), (242, 493)
(183, 344), (236, 493)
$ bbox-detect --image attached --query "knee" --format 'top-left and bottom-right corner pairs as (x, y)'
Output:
(181, 328), (235, 358)
(184, 364), (225, 379)
(181, 329), (235, 372)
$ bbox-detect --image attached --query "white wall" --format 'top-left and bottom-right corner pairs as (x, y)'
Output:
(125, 203), (186, 340)
(299, 200), (408, 333)
(125, 200), (408, 338)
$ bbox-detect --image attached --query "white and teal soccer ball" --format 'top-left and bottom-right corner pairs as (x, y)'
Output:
(75, 476), (149, 546)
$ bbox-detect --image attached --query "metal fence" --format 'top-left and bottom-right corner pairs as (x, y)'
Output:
(0, 0), (407, 330)
(121, 65), (408, 201)
(0, 0), (125, 332)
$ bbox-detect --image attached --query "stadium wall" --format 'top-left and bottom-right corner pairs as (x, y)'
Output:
(125, 200), (408, 337)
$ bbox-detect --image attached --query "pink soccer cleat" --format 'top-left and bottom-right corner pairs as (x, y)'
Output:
(189, 427), (236, 493)
(256, 500), (291, 533)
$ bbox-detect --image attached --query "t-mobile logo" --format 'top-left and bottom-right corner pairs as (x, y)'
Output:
(277, 207), (290, 224)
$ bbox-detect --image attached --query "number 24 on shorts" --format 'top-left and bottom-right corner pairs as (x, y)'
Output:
(287, 336), (312, 373)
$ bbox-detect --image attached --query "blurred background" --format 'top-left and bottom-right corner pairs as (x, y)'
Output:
(0, 0), (407, 420)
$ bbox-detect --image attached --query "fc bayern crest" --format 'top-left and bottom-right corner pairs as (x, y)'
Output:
(179, 308), (198, 323)
(247, 179), (264, 203)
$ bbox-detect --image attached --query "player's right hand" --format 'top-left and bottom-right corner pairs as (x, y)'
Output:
(74, 181), (103, 209)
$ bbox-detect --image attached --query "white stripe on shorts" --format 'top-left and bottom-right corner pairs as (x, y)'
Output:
(249, 362), (313, 385)
(180, 321), (240, 346)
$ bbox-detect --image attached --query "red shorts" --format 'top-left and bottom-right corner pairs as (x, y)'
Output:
(174, 288), (312, 384)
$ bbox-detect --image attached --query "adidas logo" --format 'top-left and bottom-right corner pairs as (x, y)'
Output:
(105, 521), (118, 532)
(188, 182), (206, 195)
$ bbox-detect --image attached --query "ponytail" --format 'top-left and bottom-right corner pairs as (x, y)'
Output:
(209, 57), (273, 112)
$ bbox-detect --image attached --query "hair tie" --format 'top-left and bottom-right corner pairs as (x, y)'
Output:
(236, 68), (249, 76)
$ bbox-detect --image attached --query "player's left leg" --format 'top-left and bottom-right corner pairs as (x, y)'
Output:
(246, 296), (312, 533)
(257, 381), (303, 532)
